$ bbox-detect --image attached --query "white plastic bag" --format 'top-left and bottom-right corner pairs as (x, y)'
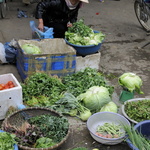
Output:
(0, 43), (7, 63)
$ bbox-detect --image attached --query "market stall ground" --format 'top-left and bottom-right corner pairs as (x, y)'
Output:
(0, 0), (150, 150)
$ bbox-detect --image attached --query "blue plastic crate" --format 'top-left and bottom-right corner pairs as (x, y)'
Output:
(16, 39), (76, 81)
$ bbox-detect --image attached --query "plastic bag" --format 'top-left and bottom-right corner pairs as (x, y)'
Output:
(4, 42), (18, 63)
(30, 20), (54, 39)
(0, 43), (7, 63)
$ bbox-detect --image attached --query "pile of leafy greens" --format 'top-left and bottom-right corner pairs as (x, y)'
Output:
(21, 72), (66, 105)
(4, 114), (69, 148)
(65, 19), (105, 46)
(62, 67), (114, 97)
(0, 131), (16, 150)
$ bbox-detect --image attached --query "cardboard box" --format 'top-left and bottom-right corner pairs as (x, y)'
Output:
(17, 39), (76, 81)
(0, 73), (23, 120)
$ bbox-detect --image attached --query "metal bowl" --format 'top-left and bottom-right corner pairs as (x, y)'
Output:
(121, 98), (150, 124)
(87, 112), (130, 145)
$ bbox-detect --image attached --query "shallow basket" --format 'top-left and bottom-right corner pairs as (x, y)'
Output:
(2, 107), (70, 150)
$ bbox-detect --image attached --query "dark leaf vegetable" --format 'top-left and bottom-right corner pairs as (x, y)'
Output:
(62, 67), (114, 97)
(21, 72), (66, 105)
(4, 114), (69, 148)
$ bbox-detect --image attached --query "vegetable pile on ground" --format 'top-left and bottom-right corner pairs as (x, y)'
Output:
(96, 123), (124, 138)
(3, 114), (69, 148)
(65, 19), (105, 46)
(21, 68), (116, 121)
(22, 72), (66, 106)
(124, 99), (150, 122)
(51, 92), (92, 121)
(62, 67), (114, 97)
(0, 131), (17, 150)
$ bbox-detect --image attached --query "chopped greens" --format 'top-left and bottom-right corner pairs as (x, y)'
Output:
(124, 99), (150, 122)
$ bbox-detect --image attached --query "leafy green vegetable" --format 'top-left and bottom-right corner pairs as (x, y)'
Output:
(21, 72), (66, 105)
(124, 99), (150, 122)
(62, 67), (114, 97)
(21, 43), (41, 54)
(26, 95), (51, 107)
(0, 132), (16, 150)
(100, 101), (118, 113)
(29, 114), (69, 143)
(124, 125), (150, 150)
(118, 72), (144, 94)
(65, 19), (105, 45)
(78, 86), (111, 113)
(35, 137), (56, 148)
(51, 92), (92, 121)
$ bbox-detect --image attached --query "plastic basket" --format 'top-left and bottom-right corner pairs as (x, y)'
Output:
(119, 90), (134, 103)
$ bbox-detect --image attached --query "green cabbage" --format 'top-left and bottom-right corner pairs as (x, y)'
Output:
(78, 86), (111, 113)
(21, 43), (41, 54)
(100, 101), (118, 113)
(118, 72), (144, 94)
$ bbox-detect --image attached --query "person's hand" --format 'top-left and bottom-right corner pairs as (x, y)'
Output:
(67, 22), (73, 27)
(38, 22), (44, 31)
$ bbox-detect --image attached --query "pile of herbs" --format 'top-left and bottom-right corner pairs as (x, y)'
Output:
(62, 67), (114, 97)
(124, 99), (150, 122)
(4, 114), (69, 148)
(21, 72), (66, 105)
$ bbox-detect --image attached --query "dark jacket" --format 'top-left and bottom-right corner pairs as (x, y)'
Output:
(35, 0), (81, 26)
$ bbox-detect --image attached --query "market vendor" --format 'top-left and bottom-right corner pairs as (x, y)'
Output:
(35, 0), (89, 38)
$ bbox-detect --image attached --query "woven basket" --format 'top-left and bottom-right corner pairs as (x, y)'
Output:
(2, 107), (70, 150)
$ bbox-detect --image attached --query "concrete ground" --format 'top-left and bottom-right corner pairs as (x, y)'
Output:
(0, 0), (150, 150)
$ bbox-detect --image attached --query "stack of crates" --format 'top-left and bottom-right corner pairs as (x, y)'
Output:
(16, 38), (76, 81)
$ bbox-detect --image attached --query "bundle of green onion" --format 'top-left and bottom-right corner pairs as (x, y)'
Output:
(124, 125), (150, 150)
